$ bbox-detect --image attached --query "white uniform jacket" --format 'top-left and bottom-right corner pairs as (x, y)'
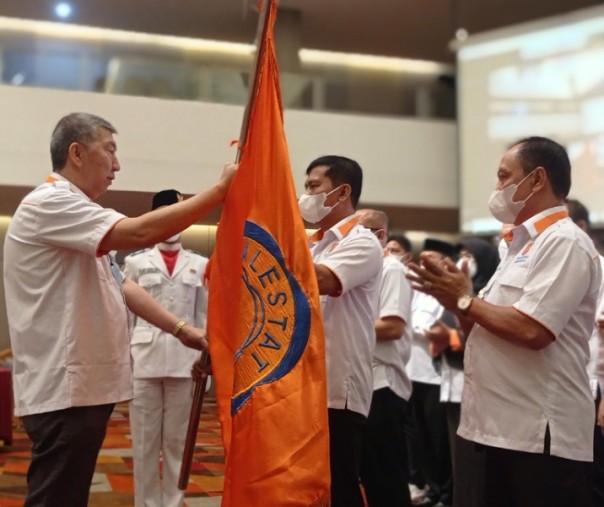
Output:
(123, 246), (208, 379)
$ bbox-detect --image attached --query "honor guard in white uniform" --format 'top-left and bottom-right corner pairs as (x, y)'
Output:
(123, 189), (209, 507)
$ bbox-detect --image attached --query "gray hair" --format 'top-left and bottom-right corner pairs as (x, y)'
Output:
(50, 112), (117, 171)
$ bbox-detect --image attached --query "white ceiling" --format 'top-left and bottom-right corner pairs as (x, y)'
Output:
(0, 0), (602, 62)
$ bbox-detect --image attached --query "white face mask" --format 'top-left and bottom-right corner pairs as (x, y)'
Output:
(456, 257), (478, 279)
(389, 253), (404, 262)
(298, 186), (342, 224)
(487, 171), (535, 223)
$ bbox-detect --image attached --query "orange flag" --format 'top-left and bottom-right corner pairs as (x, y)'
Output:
(206, 2), (330, 506)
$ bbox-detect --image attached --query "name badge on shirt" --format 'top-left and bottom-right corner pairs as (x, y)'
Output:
(514, 241), (534, 265)
(138, 267), (161, 276)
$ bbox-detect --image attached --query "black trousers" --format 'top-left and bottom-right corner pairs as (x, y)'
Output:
(360, 388), (412, 507)
(410, 381), (452, 503)
(403, 396), (425, 488)
(457, 441), (593, 507)
(328, 407), (367, 507)
(22, 404), (115, 507)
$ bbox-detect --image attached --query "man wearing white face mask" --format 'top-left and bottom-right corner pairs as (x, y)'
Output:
(124, 189), (209, 507)
(356, 209), (414, 507)
(408, 137), (601, 507)
(300, 156), (383, 507)
(385, 234), (413, 268)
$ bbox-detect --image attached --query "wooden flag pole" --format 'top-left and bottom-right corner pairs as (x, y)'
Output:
(177, 0), (275, 491)
(177, 350), (211, 490)
(236, 0), (273, 162)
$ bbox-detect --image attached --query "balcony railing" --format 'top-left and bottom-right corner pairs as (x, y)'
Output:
(0, 16), (455, 119)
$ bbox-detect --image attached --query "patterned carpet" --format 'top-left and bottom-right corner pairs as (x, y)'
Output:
(0, 399), (225, 507)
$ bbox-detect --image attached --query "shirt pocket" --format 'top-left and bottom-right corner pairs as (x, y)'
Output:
(180, 272), (202, 304)
(491, 266), (527, 305)
(138, 273), (162, 288)
(182, 272), (202, 287)
(131, 327), (153, 345)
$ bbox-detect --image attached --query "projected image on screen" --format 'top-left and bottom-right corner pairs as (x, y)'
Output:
(458, 6), (604, 233)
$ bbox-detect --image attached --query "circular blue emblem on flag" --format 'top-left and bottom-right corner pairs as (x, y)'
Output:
(231, 221), (311, 414)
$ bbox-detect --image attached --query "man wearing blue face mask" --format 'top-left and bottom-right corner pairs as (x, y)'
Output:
(299, 155), (383, 507)
(407, 137), (601, 507)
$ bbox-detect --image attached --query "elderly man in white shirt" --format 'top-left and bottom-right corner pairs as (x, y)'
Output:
(299, 155), (383, 507)
(408, 136), (601, 507)
(4, 112), (236, 507)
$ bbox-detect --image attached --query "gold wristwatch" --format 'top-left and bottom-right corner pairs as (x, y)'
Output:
(457, 294), (474, 315)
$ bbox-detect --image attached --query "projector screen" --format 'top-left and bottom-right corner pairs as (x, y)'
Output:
(458, 5), (604, 233)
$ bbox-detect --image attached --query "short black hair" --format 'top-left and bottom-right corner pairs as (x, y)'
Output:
(511, 136), (571, 199)
(423, 238), (456, 258)
(152, 189), (183, 210)
(387, 234), (412, 253)
(566, 198), (590, 228)
(306, 155), (363, 208)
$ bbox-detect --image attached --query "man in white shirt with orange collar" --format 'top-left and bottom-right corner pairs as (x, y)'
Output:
(408, 137), (601, 507)
(357, 208), (414, 507)
(4, 112), (236, 507)
(299, 155), (383, 507)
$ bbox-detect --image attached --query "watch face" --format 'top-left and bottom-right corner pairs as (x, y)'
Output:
(458, 295), (472, 311)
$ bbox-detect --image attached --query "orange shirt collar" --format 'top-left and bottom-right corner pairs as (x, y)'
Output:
(45, 173), (90, 200)
(529, 208), (569, 236)
(503, 206), (569, 242)
(309, 214), (360, 243)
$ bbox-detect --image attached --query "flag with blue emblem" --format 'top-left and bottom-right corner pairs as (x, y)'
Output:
(206, 1), (330, 505)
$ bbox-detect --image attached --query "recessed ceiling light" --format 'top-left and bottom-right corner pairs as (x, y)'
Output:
(54, 2), (73, 20)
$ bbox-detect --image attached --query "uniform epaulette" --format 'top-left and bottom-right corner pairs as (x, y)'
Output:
(125, 248), (150, 258)
(186, 249), (208, 258)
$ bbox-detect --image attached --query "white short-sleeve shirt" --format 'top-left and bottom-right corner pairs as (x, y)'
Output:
(586, 256), (604, 397)
(407, 291), (444, 385)
(596, 282), (604, 392)
(4, 174), (132, 417)
(311, 215), (383, 417)
(372, 254), (413, 401)
(440, 353), (465, 403)
(459, 206), (601, 462)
